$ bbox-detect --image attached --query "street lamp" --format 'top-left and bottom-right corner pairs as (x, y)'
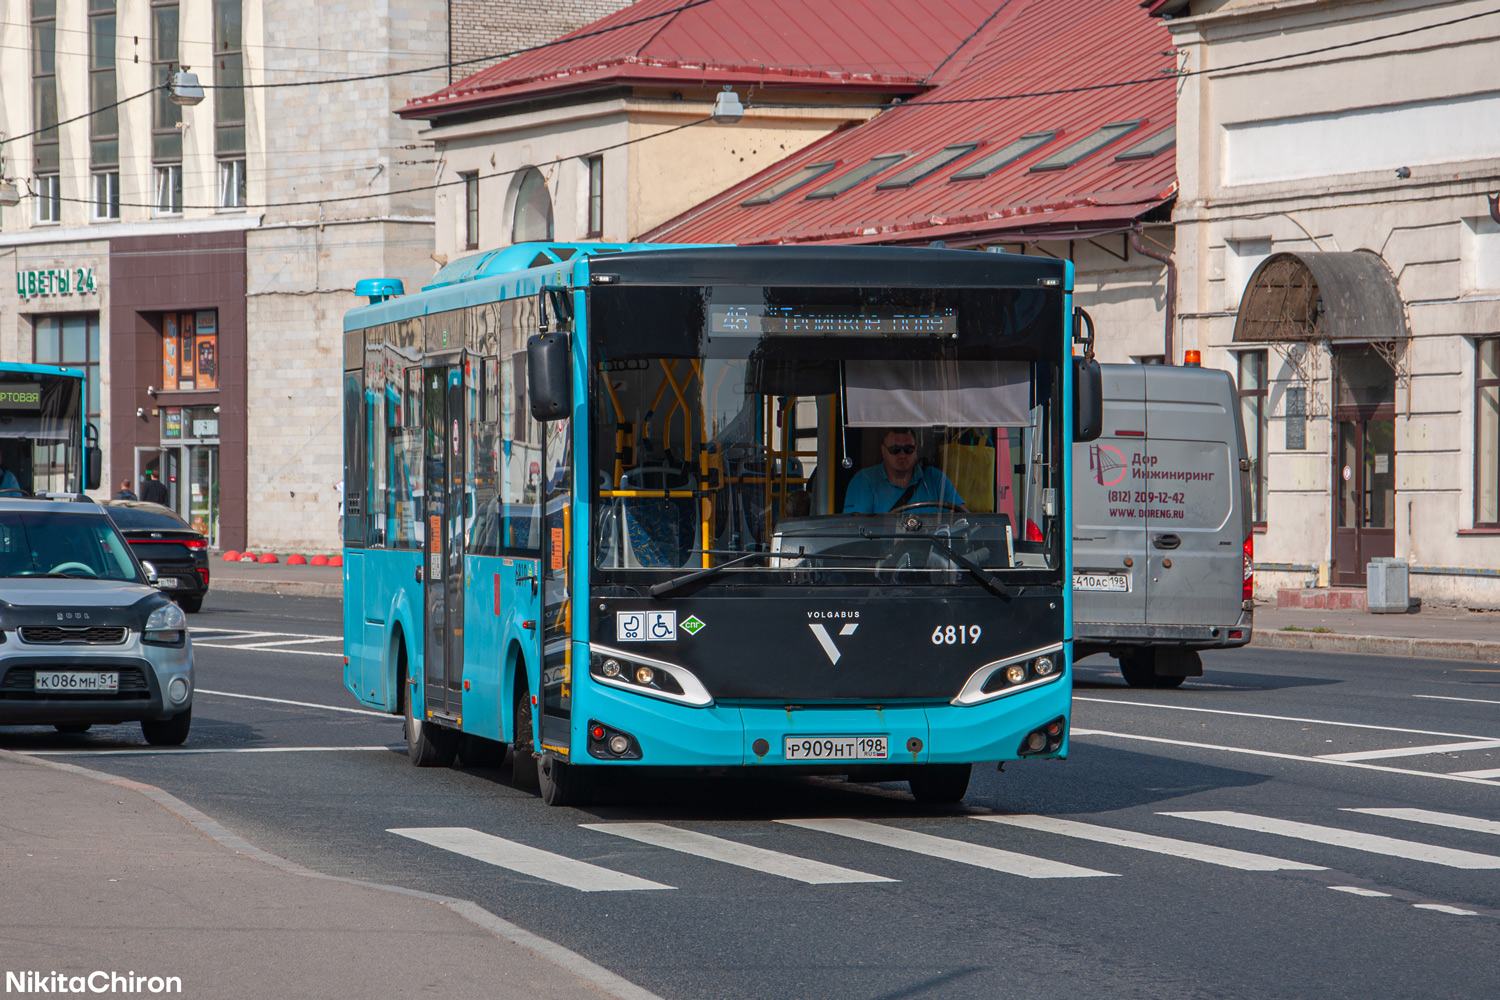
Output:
(170, 68), (205, 107)
(711, 86), (744, 125)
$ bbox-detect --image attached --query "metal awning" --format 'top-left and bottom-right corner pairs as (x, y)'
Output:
(1233, 251), (1407, 343)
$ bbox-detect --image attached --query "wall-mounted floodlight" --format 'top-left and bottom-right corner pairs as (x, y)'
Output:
(170, 69), (205, 107)
(0, 180), (18, 208)
(711, 87), (744, 125)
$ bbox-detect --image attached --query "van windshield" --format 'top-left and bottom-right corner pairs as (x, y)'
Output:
(0, 511), (143, 581)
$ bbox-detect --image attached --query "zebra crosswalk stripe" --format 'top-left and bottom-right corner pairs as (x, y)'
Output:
(581, 823), (896, 884)
(1161, 811), (1500, 870)
(974, 815), (1325, 872)
(776, 818), (1116, 879)
(1342, 807), (1500, 837)
(389, 827), (674, 892)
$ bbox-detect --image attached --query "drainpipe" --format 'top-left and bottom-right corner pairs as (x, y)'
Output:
(1129, 229), (1176, 365)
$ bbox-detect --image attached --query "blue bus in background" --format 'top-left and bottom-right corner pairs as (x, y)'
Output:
(0, 362), (100, 495)
(342, 243), (1101, 806)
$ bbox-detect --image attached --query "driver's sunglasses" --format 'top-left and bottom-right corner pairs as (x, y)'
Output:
(885, 445), (916, 455)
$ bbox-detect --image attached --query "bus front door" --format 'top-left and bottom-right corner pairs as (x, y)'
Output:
(422, 365), (466, 724)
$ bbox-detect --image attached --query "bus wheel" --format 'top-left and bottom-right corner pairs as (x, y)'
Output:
(538, 755), (594, 808)
(405, 689), (457, 767)
(908, 763), (971, 804)
(510, 689), (540, 792)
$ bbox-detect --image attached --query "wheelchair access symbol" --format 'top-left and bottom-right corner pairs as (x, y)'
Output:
(616, 610), (676, 642)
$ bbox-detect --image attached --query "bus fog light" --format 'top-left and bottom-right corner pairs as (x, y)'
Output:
(1033, 657), (1054, 676)
(1004, 664), (1027, 685)
(168, 677), (189, 704)
(635, 666), (655, 686)
(1025, 732), (1046, 751)
(609, 735), (630, 755)
(601, 658), (622, 678)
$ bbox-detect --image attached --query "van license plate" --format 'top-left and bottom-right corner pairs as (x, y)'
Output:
(784, 736), (888, 760)
(1074, 573), (1130, 592)
(35, 671), (119, 693)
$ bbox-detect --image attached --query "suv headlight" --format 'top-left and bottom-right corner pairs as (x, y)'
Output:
(144, 602), (187, 645)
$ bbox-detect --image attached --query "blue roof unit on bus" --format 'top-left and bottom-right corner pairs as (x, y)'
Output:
(421, 241), (724, 291)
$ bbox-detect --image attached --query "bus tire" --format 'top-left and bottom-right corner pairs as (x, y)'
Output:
(908, 763), (971, 804)
(538, 754), (594, 808)
(510, 687), (540, 792)
(405, 684), (457, 767)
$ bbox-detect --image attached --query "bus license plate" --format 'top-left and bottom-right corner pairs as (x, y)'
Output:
(784, 736), (888, 761)
(1074, 573), (1130, 593)
(35, 671), (118, 693)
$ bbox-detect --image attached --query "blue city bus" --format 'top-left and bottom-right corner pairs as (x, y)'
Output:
(0, 362), (100, 495)
(342, 243), (1101, 805)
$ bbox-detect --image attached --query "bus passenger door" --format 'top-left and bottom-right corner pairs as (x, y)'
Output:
(539, 416), (573, 756)
(423, 365), (466, 723)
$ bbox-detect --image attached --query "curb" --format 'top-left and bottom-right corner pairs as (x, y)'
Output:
(1253, 628), (1500, 663)
(210, 577), (342, 599)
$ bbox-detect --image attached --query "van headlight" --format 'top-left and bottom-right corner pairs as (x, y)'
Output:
(144, 602), (187, 645)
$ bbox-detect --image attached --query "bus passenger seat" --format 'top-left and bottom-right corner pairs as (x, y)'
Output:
(619, 466), (699, 568)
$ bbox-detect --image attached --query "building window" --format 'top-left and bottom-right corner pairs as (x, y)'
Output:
(1238, 350), (1269, 525)
(35, 174), (61, 223)
(586, 156), (603, 237)
(93, 172), (120, 219)
(32, 0), (60, 180)
(462, 172), (479, 249)
(875, 143), (979, 189)
(33, 314), (101, 420)
(151, 1), (182, 163)
(1477, 338), (1500, 527)
(155, 165), (183, 215)
(511, 167), (553, 243)
(90, 0), (119, 175)
(806, 153), (906, 199)
(740, 161), (837, 206)
(1031, 121), (1142, 172)
(214, 0), (245, 163)
(218, 159), (246, 208)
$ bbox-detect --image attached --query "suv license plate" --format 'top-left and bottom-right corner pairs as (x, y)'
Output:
(1074, 573), (1130, 592)
(784, 736), (888, 760)
(35, 671), (119, 693)
(156, 577), (181, 589)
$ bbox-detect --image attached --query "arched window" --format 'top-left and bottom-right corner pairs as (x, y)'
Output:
(511, 167), (554, 243)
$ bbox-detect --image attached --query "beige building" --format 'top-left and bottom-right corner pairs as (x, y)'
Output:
(1160, 0), (1500, 605)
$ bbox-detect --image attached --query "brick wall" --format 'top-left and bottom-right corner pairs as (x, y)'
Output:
(449, 0), (637, 80)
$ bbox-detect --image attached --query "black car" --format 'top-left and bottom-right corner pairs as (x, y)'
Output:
(101, 501), (210, 613)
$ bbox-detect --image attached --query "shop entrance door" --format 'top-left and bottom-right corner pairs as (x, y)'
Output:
(186, 445), (218, 545)
(1332, 347), (1397, 586)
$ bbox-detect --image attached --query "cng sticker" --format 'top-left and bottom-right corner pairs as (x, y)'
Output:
(680, 615), (706, 635)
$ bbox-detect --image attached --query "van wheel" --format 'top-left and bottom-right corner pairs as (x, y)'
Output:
(510, 688), (540, 792)
(1120, 650), (1189, 689)
(405, 687), (457, 767)
(141, 710), (191, 746)
(537, 754), (594, 807)
(908, 763), (972, 804)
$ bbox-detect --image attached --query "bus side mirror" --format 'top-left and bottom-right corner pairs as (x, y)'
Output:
(1073, 357), (1103, 442)
(527, 332), (572, 421)
(86, 446), (102, 492)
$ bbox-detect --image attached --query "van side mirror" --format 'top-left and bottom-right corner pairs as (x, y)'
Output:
(527, 332), (572, 421)
(1073, 356), (1103, 442)
(86, 446), (102, 492)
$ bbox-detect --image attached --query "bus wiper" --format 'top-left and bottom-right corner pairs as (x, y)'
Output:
(647, 551), (767, 599)
(858, 527), (1011, 600)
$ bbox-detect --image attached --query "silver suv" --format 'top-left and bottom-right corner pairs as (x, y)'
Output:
(0, 499), (193, 745)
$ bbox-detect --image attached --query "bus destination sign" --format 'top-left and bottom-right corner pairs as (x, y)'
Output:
(0, 384), (42, 410)
(709, 305), (957, 338)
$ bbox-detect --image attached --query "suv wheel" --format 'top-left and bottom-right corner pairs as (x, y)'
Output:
(178, 595), (204, 614)
(141, 709), (191, 746)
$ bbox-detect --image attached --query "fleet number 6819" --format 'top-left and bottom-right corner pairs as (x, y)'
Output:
(931, 625), (982, 645)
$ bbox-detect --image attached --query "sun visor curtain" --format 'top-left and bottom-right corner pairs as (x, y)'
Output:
(845, 361), (1032, 427)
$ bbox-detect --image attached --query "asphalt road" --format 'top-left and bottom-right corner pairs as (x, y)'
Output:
(7, 592), (1500, 1000)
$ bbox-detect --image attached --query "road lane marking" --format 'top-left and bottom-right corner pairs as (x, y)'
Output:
(1074, 696), (1500, 742)
(195, 689), (391, 718)
(1329, 886), (1392, 897)
(21, 746), (390, 756)
(1068, 728), (1500, 788)
(1320, 740), (1500, 762)
(389, 827), (673, 892)
(776, 818), (1116, 879)
(1160, 811), (1500, 869)
(1343, 807), (1500, 837)
(194, 642), (343, 658)
(580, 823), (896, 885)
(1412, 903), (1478, 915)
(226, 637), (343, 649)
(1450, 767), (1500, 779)
(1414, 694), (1500, 707)
(973, 814), (1325, 871)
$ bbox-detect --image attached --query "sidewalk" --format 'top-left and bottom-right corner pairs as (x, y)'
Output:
(1252, 602), (1500, 663)
(0, 750), (654, 1000)
(211, 558), (343, 599)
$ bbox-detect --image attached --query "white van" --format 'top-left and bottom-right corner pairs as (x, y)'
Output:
(1072, 362), (1253, 687)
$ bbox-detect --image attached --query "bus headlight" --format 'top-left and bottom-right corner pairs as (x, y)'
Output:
(601, 658), (622, 678)
(587, 645), (713, 707)
(951, 644), (1065, 705)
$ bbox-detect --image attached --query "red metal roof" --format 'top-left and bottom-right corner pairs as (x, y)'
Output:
(646, 0), (1177, 246)
(404, 0), (1003, 119)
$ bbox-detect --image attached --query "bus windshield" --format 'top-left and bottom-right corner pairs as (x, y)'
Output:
(0, 371), (85, 495)
(590, 284), (1062, 586)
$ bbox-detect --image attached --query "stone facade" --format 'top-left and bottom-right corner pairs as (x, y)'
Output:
(448, 0), (637, 80)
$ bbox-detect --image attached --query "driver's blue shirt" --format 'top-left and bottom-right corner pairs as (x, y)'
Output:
(843, 464), (962, 514)
(0, 469), (18, 493)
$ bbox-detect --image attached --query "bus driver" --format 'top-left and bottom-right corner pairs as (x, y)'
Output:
(843, 427), (965, 514)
